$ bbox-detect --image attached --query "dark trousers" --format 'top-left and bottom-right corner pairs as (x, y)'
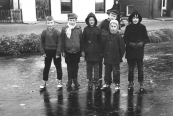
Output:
(99, 58), (103, 79)
(43, 50), (62, 81)
(104, 63), (120, 85)
(65, 51), (81, 79)
(127, 59), (144, 82)
(87, 61), (100, 86)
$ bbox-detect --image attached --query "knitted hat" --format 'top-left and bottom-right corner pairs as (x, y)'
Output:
(68, 13), (78, 19)
(110, 20), (119, 27)
(46, 16), (54, 21)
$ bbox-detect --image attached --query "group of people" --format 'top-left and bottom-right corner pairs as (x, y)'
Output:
(39, 8), (150, 92)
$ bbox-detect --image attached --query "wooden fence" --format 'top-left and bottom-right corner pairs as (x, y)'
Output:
(0, 9), (22, 23)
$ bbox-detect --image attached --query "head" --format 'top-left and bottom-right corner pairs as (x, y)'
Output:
(68, 13), (78, 26)
(85, 12), (97, 27)
(132, 14), (140, 24)
(128, 10), (142, 24)
(46, 16), (54, 30)
(109, 20), (119, 34)
(108, 12), (118, 21)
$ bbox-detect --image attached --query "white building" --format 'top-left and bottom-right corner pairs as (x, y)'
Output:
(16, 0), (115, 23)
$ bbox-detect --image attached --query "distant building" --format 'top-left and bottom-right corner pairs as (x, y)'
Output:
(120, 0), (173, 18)
(0, 0), (173, 23)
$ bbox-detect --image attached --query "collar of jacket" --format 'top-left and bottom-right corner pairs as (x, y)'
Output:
(64, 25), (81, 30)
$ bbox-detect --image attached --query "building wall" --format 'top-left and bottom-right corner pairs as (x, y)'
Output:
(51, 0), (114, 22)
(120, 0), (151, 18)
(20, 0), (37, 23)
(167, 0), (173, 17)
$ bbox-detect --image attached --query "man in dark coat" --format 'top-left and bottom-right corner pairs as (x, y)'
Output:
(82, 12), (102, 90)
(123, 10), (150, 90)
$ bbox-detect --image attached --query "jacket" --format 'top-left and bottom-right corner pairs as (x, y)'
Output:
(103, 32), (125, 65)
(61, 25), (82, 53)
(41, 28), (62, 56)
(124, 10), (150, 59)
(82, 12), (102, 61)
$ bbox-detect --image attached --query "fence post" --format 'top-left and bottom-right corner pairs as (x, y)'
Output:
(10, 9), (14, 23)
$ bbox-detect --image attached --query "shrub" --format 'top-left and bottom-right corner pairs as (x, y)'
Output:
(0, 33), (41, 56)
(148, 28), (173, 43)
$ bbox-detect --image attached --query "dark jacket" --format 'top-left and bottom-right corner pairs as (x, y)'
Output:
(103, 32), (125, 65)
(124, 10), (150, 59)
(98, 19), (110, 36)
(82, 12), (102, 61)
(61, 25), (82, 53)
(41, 28), (62, 56)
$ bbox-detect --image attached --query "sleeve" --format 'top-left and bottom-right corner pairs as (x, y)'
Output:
(79, 28), (83, 52)
(98, 20), (104, 30)
(81, 27), (86, 52)
(60, 28), (65, 53)
(40, 30), (45, 54)
(123, 25), (131, 46)
(98, 28), (103, 54)
(119, 35), (125, 59)
(56, 31), (62, 56)
(142, 26), (150, 44)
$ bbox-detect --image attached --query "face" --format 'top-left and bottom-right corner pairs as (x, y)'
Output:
(46, 20), (54, 29)
(68, 18), (77, 26)
(110, 23), (118, 33)
(132, 16), (139, 24)
(89, 17), (95, 26)
(108, 13), (117, 21)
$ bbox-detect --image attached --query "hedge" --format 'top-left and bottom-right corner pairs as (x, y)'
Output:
(0, 33), (41, 56)
(0, 28), (173, 56)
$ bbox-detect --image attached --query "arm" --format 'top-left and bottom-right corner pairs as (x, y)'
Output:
(40, 31), (45, 54)
(119, 35), (125, 59)
(98, 20), (104, 30)
(56, 31), (62, 56)
(123, 25), (130, 46)
(81, 28), (86, 52)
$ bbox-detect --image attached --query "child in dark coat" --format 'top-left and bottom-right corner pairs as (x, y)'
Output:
(101, 20), (125, 90)
(82, 12), (102, 90)
(61, 13), (82, 89)
(40, 16), (62, 89)
(123, 10), (150, 90)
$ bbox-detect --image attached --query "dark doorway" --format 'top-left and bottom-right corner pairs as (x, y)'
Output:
(35, 0), (51, 21)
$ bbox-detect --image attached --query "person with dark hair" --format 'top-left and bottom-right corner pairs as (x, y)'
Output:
(82, 12), (102, 90)
(61, 13), (82, 89)
(124, 10), (150, 91)
(40, 16), (62, 89)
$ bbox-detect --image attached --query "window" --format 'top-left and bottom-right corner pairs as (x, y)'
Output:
(61, 0), (72, 14)
(162, 0), (167, 9)
(95, 0), (105, 13)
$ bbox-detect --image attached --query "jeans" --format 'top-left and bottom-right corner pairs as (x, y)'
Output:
(104, 63), (120, 85)
(43, 50), (62, 81)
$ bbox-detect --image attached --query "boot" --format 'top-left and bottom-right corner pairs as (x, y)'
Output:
(73, 78), (80, 88)
(66, 78), (72, 88)
(88, 79), (93, 90)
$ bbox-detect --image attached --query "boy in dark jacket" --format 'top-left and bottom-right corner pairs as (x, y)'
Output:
(101, 20), (125, 90)
(82, 12), (102, 90)
(123, 10), (150, 90)
(61, 13), (82, 89)
(40, 16), (62, 89)
(98, 6), (122, 86)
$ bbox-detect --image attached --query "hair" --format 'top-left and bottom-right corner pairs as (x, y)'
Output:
(46, 16), (54, 21)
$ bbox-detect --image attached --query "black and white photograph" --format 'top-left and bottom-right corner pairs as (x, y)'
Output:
(0, 0), (173, 116)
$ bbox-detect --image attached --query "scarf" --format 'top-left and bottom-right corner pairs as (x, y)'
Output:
(65, 23), (77, 39)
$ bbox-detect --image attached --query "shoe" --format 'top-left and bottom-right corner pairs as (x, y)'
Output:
(40, 81), (47, 89)
(128, 82), (134, 90)
(101, 83), (110, 90)
(66, 79), (72, 88)
(88, 80), (93, 90)
(57, 79), (62, 88)
(73, 78), (80, 88)
(139, 82), (144, 91)
(95, 86), (100, 90)
(115, 84), (120, 90)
